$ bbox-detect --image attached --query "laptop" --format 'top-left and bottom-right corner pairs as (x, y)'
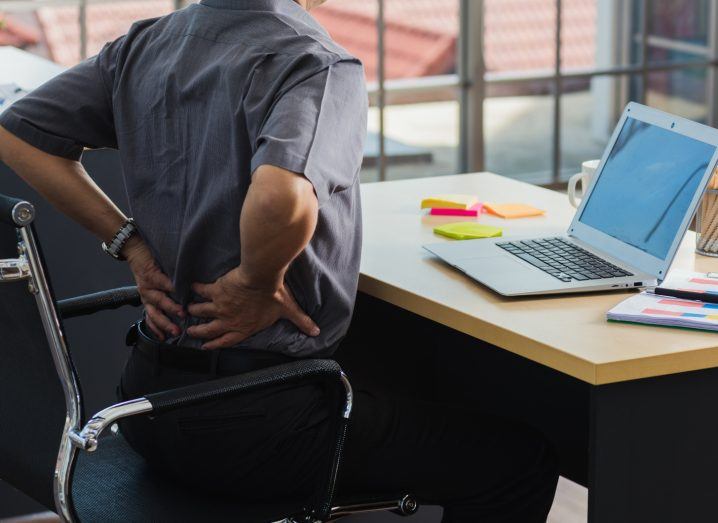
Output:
(424, 102), (718, 296)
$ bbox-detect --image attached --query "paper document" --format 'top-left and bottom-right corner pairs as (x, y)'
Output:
(430, 203), (483, 216)
(421, 194), (479, 210)
(483, 202), (545, 219)
(433, 222), (502, 240)
(0, 84), (28, 114)
(607, 270), (718, 332)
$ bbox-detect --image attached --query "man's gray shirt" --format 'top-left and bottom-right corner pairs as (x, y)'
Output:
(0, 0), (368, 357)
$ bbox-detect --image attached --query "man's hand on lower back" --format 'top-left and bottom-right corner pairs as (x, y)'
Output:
(186, 164), (320, 349)
(124, 237), (184, 341)
(185, 265), (320, 350)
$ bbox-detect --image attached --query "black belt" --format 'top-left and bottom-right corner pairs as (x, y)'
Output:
(126, 321), (294, 375)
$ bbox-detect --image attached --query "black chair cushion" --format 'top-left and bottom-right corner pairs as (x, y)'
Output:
(71, 434), (302, 522)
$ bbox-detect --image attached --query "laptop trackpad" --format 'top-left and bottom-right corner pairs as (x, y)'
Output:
(458, 255), (552, 293)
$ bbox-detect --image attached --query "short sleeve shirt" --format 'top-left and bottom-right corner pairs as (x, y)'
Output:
(0, 0), (368, 357)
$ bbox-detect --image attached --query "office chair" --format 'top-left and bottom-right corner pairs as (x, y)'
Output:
(0, 192), (418, 522)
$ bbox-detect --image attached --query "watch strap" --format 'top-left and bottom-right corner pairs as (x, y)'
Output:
(102, 218), (138, 261)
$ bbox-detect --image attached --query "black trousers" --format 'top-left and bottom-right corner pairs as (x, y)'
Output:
(120, 323), (559, 523)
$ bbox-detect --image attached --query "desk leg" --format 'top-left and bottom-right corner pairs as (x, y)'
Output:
(588, 367), (718, 523)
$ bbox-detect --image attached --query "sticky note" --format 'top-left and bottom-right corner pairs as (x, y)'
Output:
(433, 222), (503, 240)
(421, 194), (479, 210)
(483, 202), (545, 219)
(429, 203), (483, 217)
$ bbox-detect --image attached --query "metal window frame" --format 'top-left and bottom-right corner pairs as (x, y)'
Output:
(372, 0), (718, 186)
(4, 0), (717, 185)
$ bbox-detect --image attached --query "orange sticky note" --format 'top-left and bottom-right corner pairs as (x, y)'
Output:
(483, 202), (545, 219)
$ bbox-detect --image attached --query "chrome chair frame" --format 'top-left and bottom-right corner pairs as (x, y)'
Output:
(1, 197), (419, 522)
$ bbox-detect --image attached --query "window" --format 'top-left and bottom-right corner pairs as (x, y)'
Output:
(481, 0), (718, 186)
(2, 0), (716, 187)
(314, 0), (460, 183)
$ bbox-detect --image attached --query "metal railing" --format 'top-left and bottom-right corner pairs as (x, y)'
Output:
(374, 0), (718, 185)
(3, 0), (718, 185)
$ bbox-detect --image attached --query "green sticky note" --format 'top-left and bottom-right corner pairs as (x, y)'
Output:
(433, 222), (503, 240)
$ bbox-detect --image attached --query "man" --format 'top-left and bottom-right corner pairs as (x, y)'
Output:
(0, 0), (558, 521)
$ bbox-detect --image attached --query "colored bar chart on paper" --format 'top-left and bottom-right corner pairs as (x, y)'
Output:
(608, 293), (718, 331)
(689, 278), (718, 286)
(607, 270), (718, 332)
(655, 298), (718, 310)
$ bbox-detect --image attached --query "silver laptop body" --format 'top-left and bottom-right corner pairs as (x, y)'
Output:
(424, 102), (718, 296)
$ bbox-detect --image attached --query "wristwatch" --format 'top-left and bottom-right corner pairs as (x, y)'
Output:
(102, 218), (138, 261)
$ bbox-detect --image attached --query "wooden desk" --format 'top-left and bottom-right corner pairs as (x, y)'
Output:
(359, 172), (718, 385)
(354, 173), (718, 522)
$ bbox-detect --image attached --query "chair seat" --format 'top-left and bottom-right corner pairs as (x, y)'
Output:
(71, 433), (302, 523)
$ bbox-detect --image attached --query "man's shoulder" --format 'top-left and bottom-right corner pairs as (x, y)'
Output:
(270, 12), (358, 64)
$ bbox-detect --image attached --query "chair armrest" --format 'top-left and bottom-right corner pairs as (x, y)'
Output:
(70, 358), (352, 521)
(57, 285), (141, 319)
(69, 397), (153, 451)
(146, 358), (350, 416)
(69, 359), (350, 452)
(0, 193), (34, 226)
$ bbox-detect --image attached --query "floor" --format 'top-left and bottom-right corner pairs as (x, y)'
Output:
(339, 477), (587, 522)
(0, 477), (588, 522)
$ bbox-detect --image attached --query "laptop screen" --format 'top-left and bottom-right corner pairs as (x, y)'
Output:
(578, 116), (716, 260)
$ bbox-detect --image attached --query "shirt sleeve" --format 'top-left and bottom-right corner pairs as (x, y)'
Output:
(0, 37), (123, 161)
(249, 59), (368, 206)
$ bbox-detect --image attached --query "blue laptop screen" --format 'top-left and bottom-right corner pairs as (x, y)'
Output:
(578, 116), (715, 259)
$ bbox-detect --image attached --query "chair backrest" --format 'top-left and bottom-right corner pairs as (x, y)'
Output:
(0, 193), (81, 515)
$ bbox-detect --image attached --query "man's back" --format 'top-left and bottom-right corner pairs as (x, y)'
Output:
(116, 1), (366, 356)
(1, 0), (367, 355)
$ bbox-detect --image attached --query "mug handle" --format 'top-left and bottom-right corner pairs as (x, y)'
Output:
(568, 172), (585, 208)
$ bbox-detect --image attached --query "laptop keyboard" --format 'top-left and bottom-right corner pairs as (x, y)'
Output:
(496, 237), (633, 283)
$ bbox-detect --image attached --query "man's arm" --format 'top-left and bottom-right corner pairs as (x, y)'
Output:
(239, 164), (319, 290)
(187, 164), (320, 349)
(0, 125), (184, 338)
(0, 125), (127, 243)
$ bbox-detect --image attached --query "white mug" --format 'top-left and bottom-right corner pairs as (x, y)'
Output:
(568, 160), (600, 208)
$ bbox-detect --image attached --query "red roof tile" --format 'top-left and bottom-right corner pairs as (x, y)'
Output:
(314, 0), (596, 77)
(311, 4), (456, 81)
(0, 13), (41, 48)
(32, 0), (596, 82)
(36, 1), (172, 66)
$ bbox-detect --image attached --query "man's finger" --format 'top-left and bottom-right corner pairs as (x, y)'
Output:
(202, 331), (246, 350)
(186, 320), (225, 339)
(281, 295), (320, 337)
(147, 269), (175, 293)
(191, 282), (214, 300)
(145, 289), (185, 318)
(145, 304), (180, 337)
(145, 316), (165, 341)
(187, 301), (218, 318)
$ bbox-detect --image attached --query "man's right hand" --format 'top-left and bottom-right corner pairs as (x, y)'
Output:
(186, 266), (320, 350)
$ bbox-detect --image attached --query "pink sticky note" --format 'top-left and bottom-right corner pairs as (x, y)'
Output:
(430, 203), (483, 217)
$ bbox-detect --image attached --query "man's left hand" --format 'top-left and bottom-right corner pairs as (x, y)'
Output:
(124, 238), (184, 341)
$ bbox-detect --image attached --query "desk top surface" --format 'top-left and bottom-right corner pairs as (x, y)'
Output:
(359, 173), (718, 385)
(0, 47), (64, 91)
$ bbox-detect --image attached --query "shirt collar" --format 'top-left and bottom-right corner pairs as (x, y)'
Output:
(199, 0), (305, 17)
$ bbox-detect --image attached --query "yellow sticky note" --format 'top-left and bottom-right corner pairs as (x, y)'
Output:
(433, 222), (503, 240)
(483, 202), (545, 219)
(421, 194), (479, 210)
